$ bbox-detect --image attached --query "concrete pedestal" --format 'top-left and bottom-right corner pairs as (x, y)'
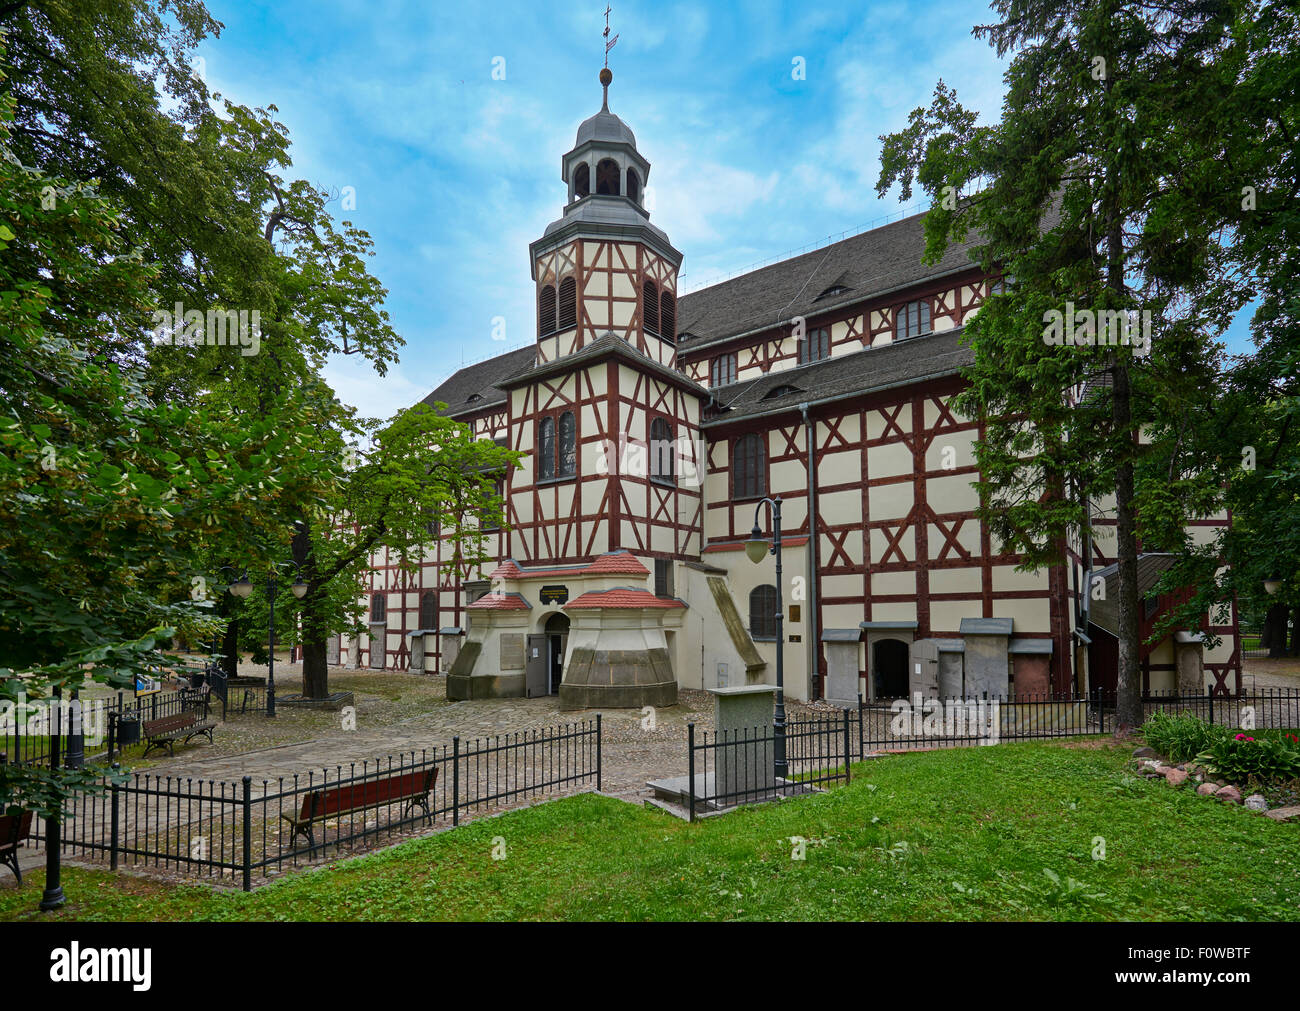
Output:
(708, 685), (776, 802)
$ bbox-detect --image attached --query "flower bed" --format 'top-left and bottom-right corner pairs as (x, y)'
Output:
(1136, 712), (1300, 818)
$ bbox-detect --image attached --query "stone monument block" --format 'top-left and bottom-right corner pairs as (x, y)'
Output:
(1175, 632), (1205, 696)
(960, 618), (1013, 699)
(708, 685), (777, 803)
(936, 641), (965, 697)
(822, 629), (862, 708)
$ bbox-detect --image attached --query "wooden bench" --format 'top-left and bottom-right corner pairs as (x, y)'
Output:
(281, 767), (438, 850)
(0, 810), (33, 885)
(141, 710), (217, 758)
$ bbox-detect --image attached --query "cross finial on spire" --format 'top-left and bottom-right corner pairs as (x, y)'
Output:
(600, 7), (618, 111)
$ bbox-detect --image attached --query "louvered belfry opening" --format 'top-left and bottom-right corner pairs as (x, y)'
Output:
(642, 280), (659, 334)
(538, 284), (557, 336)
(574, 162), (590, 198)
(557, 276), (577, 330)
(659, 290), (675, 342)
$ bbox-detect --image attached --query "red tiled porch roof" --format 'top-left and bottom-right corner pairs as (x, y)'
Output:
(564, 588), (685, 609)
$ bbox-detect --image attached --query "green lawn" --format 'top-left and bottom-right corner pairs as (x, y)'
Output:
(5, 741), (1298, 921)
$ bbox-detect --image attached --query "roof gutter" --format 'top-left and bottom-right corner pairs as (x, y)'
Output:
(801, 402), (821, 700)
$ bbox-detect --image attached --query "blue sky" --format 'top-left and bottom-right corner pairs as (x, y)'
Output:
(198, 0), (1254, 418)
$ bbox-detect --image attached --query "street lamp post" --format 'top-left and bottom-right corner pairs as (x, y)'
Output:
(39, 687), (65, 911)
(744, 495), (786, 782)
(225, 564), (306, 719)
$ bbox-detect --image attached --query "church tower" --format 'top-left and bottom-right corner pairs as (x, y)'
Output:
(529, 69), (683, 369)
(444, 69), (706, 709)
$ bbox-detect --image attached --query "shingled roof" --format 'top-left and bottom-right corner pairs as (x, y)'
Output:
(420, 345), (537, 418)
(675, 211), (981, 353)
(701, 327), (973, 425)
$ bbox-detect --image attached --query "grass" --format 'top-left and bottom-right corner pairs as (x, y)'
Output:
(5, 741), (1299, 921)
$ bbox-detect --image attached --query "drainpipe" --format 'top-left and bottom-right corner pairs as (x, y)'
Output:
(1079, 488), (1093, 694)
(801, 403), (821, 700)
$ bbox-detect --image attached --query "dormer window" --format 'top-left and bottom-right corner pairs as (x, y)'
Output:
(894, 299), (932, 340)
(466, 393), (482, 404)
(797, 327), (830, 364)
(574, 163), (590, 198)
(710, 352), (737, 387)
(817, 284), (850, 300)
(763, 384), (801, 400)
(596, 158), (620, 195)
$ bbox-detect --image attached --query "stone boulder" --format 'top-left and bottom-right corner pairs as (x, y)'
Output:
(1264, 806), (1300, 822)
(1132, 746), (1159, 759)
(1244, 794), (1269, 812)
(1196, 782), (1219, 796)
(1163, 768), (1189, 787)
(1215, 785), (1242, 804)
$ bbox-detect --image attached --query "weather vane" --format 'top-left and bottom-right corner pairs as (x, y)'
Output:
(603, 6), (618, 68)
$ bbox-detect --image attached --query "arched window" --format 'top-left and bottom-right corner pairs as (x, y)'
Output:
(649, 417), (674, 484)
(558, 411), (576, 478)
(574, 162), (590, 198)
(642, 280), (659, 335)
(370, 592), (386, 623)
(749, 585), (777, 639)
(596, 158), (620, 195)
(419, 591), (436, 630)
(538, 416), (556, 480)
(660, 290), (676, 342)
(733, 433), (766, 498)
(538, 284), (557, 336)
(557, 277), (577, 330)
(626, 167), (640, 201)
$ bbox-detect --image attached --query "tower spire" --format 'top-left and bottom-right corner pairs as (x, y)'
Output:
(601, 5), (618, 111)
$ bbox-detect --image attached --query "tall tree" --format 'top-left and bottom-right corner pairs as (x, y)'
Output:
(877, 1), (1253, 728)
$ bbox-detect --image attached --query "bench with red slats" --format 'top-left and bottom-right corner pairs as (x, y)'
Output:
(1, 810), (34, 885)
(141, 710), (216, 758)
(281, 766), (439, 849)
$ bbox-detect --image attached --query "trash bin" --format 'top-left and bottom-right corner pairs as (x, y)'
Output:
(116, 714), (140, 745)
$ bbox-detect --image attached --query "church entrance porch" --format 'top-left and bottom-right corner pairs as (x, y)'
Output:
(543, 612), (570, 695)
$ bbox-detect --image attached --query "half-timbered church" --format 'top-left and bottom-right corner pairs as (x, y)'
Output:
(341, 70), (1241, 708)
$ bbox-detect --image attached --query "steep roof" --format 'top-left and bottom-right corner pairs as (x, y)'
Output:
(675, 211), (980, 353)
(420, 345), (537, 418)
(702, 328), (972, 425)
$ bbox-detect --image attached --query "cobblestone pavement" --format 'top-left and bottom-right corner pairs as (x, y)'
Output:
(117, 662), (827, 802)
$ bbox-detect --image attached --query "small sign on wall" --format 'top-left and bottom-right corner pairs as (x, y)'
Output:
(539, 585), (569, 605)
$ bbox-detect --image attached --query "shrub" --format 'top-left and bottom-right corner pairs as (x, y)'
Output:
(1141, 711), (1228, 763)
(1196, 732), (1300, 784)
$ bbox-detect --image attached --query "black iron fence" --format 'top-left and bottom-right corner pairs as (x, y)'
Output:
(686, 710), (854, 819)
(29, 717), (601, 890)
(1, 689), (210, 768)
(1239, 628), (1268, 660)
(686, 688), (1300, 816)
